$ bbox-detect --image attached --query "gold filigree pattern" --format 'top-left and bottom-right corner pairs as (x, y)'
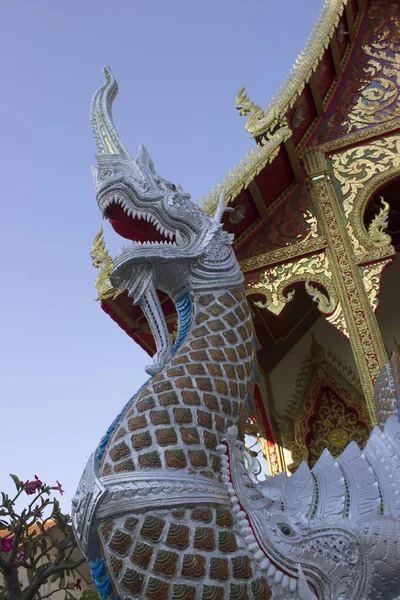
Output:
(239, 237), (327, 273)
(361, 259), (393, 313)
(368, 197), (392, 247)
(326, 302), (348, 338)
(330, 133), (400, 253)
(306, 161), (388, 420)
(279, 338), (370, 471)
(305, 280), (336, 315)
(340, 2), (400, 133)
(301, 388), (370, 467)
(91, 228), (122, 301)
(318, 115), (400, 154)
(246, 252), (337, 317)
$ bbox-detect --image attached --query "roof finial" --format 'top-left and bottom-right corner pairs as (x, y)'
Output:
(90, 66), (130, 156)
(235, 84), (270, 138)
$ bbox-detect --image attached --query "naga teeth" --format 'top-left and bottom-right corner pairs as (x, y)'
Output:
(175, 230), (184, 246)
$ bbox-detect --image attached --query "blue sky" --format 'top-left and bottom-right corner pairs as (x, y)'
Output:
(0, 0), (322, 510)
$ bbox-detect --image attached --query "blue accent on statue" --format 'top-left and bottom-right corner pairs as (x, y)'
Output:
(253, 363), (259, 383)
(96, 294), (191, 461)
(247, 392), (252, 415)
(97, 379), (150, 460)
(90, 555), (117, 600)
(172, 293), (192, 353)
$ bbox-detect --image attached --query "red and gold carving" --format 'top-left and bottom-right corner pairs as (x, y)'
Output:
(286, 341), (371, 471)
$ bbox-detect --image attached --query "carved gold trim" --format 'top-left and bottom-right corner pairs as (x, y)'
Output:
(368, 198), (391, 248)
(361, 259), (393, 314)
(330, 133), (400, 254)
(305, 151), (388, 422)
(239, 236), (327, 273)
(326, 302), (348, 338)
(277, 337), (370, 470)
(356, 246), (395, 266)
(246, 251), (338, 317)
(318, 116), (400, 154)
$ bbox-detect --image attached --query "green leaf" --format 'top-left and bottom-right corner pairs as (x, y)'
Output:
(9, 475), (22, 490)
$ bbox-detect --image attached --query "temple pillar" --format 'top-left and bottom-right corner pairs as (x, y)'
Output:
(304, 149), (387, 424)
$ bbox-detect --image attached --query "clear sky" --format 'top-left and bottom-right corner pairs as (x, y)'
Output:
(0, 0), (322, 510)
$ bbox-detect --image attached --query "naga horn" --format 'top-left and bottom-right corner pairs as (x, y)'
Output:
(90, 65), (130, 156)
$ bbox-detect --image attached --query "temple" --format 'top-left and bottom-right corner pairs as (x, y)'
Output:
(90, 0), (400, 478)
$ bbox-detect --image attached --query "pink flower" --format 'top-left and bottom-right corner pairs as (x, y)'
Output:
(53, 481), (64, 496)
(24, 475), (43, 495)
(1, 538), (13, 552)
(18, 548), (25, 561)
(75, 579), (82, 591)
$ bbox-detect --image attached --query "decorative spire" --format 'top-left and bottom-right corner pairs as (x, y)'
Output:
(90, 66), (130, 156)
(235, 84), (269, 138)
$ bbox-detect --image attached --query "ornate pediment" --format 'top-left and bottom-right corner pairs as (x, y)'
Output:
(277, 335), (372, 471)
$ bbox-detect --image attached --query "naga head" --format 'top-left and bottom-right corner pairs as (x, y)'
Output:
(91, 67), (240, 298)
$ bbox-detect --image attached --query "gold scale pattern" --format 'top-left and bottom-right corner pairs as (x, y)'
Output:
(100, 288), (271, 599)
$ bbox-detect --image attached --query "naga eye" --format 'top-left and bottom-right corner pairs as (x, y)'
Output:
(277, 523), (295, 537)
(166, 183), (177, 191)
(100, 169), (112, 181)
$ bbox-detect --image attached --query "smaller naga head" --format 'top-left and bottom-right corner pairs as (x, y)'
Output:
(90, 67), (240, 298)
(253, 510), (372, 600)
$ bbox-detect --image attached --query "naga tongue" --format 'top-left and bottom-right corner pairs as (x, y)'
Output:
(110, 219), (166, 244)
(110, 219), (148, 242)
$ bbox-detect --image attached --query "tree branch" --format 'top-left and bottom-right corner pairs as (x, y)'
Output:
(21, 558), (85, 600)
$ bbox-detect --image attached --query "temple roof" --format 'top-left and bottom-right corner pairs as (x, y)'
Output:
(202, 0), (360, 214)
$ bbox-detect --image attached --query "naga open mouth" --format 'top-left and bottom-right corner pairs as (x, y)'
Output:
(103, 194), (177, 247)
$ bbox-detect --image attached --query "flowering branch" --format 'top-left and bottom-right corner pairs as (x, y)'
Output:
(0, 474), (88, 600)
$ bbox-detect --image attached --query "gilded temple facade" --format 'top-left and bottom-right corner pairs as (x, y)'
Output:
(92, 0), (400, 477)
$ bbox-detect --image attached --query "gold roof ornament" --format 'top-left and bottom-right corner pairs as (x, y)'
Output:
(240, 0), (348, 136)
(235, 84), (276, 139)
(203, 0), (348, 212)
(368, 197), (392, 248)
(91, 227), (122, 301)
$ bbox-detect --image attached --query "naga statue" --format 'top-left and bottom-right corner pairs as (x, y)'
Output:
(72, 67), (400, 600)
